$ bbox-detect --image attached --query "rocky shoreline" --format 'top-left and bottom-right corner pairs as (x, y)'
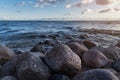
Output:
(0, 33), (120, 80)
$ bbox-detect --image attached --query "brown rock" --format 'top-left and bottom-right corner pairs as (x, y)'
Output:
(66, 42), (88, 57)
(94, 46), (120, 62)
(17, 52), (51, 80)
(73, 69), (119, 80)
(82, 40), (97, 49)
(103, 46), (120, 61)
(44, 44), (81, 77)
(1, 57), (18, 77)
(0, 46), (16, 64)
(82, 49), (109, 68)
(50, 74), (70, 80)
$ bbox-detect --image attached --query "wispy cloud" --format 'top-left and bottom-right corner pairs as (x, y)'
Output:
(81, 9), (93, 14)
(33, 0), (65, 8)
(15, 1), (26, 7)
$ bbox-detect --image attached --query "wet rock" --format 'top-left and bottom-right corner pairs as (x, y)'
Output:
(17, 53), (51, 80)
(42, 40), (55, 46)
(82, 49), (109, 68)
(66, 42), (88, 57)
(112, 59), (120, 72)
(39, 34), (48, 38)
(79, 34), (88, 39)
(1, 57), (18, 77)
(44, 44), (81, 77)
(30, 44), (46, 53)
(50, 74), (70, 80)
(116, 40), (120, 48)
(73, 69), (119, 80)
(0, 46), (16, 64)
(48, 34), (59, 39)
(65, 35), (73, 39)
(82, 40), (97, 49)
(13, 49), (25, 55)
(0, 76), (17, 80)
(103, 46), (120, 61)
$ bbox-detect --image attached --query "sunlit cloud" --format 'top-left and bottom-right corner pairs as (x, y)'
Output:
(81, 9), (93, 14)
(15, 1), (26, 7)
(33, 0), (65, 8)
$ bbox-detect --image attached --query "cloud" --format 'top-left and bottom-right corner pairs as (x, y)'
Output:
(33, 0), (65, 8)
(15, 1), (26, 7)
(66, 0), (94, 8)
(96, 0), (120, 5)
(81, 9), (93, 14)
(98, 8), (120, 13)
(66, 0), (120, 8)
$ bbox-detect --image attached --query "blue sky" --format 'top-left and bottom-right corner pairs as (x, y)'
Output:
(0, 0), (120, 20)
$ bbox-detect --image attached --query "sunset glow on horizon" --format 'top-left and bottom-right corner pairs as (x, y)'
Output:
(0, 0), (120, 20)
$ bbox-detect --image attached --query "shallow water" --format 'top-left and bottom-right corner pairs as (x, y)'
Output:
(0, 21), (120, 50)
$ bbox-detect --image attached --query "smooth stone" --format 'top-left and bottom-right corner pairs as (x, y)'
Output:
(0, 76), (17, 80)
(1, 57), (18, 77)
(82, 40), (97, 49)
(66, 42), (88, 57)
(0, 46), (16, 64)
(82, 49), (109, 68)
(73, 69), (119, 80)
(30, 44), (46, 53)
(16, 52), (51, 80)
(112, 59), (120, 72)
(50, 74), (70, 80)
(44, 44), (81, 77)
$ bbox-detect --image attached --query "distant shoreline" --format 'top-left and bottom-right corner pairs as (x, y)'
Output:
(0, 20), (120, 22)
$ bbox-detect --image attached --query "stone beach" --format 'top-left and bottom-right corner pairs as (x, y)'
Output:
(0, 32), (120, 80)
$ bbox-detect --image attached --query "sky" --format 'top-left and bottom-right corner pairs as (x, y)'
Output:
(0, 0), (120, 20)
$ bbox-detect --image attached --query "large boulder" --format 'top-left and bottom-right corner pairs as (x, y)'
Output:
(116, 40), (120, 48)
(94, 46), (120, 62)
(0, 46), (16, 64)
(112, 59), (120, 72)
(82, 49), (109, 68)
(44, 44), (81, 77)
(16, 52), (51, 80)
(73, 69), (119, 80)
(1, 57), (18, 77)
(49, 74), (70, 80)
(0, 76), (17, 80)
(82, 40), (97, 49)
(66, 42), (88, 57)
(103, 46), (120, 61)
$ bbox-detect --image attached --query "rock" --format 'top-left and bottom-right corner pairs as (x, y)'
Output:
(39, 34), (48, 38)
(116, 40), (120, 48)
(0, 46), (16, 64)
(82, 40), (97, 49)
(16, 53), (51, 80)
(48, 34), (59, 39)
(65, 35), (73, 39)
(103, 46), (120, 61)
(13, 49), (25, 55)
(82, 49), (109, 68)
(79, 34), (88, 39)
(30, 44), (46, 53)
(44, 44), (81, 77)
(112, 59), (120, 72)
(0, 76), (17, 80)
(66, 42), (88, 57)
(42, 40), (54, 46)
(50, 74), (70, 80)
(73, 69), (119, 80)
(1, 57), (18, 77)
